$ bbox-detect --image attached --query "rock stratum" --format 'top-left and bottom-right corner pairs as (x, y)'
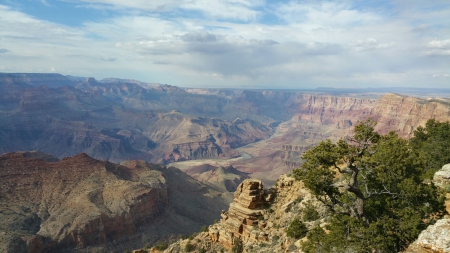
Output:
(0, 151), (232, 253)
(233, 92), (450, 185)
(2, 73), (450, 184)
(143, 175), (322, 253)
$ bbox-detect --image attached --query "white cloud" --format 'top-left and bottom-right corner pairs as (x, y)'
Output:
(276, 2), (381, 27)
(180, 0), (262, 21)
(350, 38), (394, 51)
(426, 39), (450, 56)
(0, 1), (449, 88)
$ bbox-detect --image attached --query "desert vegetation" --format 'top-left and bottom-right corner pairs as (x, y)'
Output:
(293, 119), (448, 252)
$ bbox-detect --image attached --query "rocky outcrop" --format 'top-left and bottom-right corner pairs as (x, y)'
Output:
(210, 180), (274, 249)
(150, 175), (320, 253)
(434, 164), (450, 190)
(405, 219), (450, 253)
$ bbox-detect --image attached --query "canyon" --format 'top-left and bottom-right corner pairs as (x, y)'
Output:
(2, 73), (450, 177)
(1, 73), (450, 252)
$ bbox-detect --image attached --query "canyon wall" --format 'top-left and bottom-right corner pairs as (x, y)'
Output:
(370, 93), (450, 138)
(0, 152), (231, 253)
(233, 93), (450, 184)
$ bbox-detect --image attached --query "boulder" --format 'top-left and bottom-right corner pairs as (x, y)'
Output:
(434, 164), (450, 190)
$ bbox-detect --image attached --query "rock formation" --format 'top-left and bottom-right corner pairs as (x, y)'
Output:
(405, 219), (450, 253)
(232, 92), (450, 185)
(209, 179), (273, 249)
(150, 175), (321, 253)
(0, 76), (273, 163)
(370, 93), (450, 138)
(0, 152), (231, 253)
(433, 164), (450, 190)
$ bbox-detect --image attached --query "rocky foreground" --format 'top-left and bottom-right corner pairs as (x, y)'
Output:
(138, 165), (450, 253)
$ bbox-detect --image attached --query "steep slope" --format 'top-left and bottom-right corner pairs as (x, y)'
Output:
(140, 165), (449, 253)
(140, 175), (322, 253)
(0, 78), (273, 163)
(183, 164), (251, 193)
(0, 152), (232, 253)
(370, 93), (450, 138)
(231, 93), (450, 185)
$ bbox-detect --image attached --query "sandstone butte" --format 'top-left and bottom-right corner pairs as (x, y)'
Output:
(0, 151), (232, 253)
(142, 165), (450, 253)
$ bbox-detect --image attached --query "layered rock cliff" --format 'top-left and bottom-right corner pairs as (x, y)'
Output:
(0, 152), (232, 253)
(370, 93), (450, 138)
(232, 93), (450, 184)
(147, 175), (322, 253)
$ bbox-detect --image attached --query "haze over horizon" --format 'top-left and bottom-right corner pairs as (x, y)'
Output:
(0, 0), (449, 89)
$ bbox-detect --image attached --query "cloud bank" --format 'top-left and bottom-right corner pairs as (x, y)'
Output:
(0, 0), (448, 88)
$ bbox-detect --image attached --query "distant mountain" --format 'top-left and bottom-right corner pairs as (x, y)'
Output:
(0, 73), (273, 163)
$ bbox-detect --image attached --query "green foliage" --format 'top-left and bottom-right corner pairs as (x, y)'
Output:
(294, 196), (303, 203)
(153, 240), (168, 251)
(410, 119), (450, 179)
(200, 226), (208, 232)
(188, 232), (197, 240)
(124, 250), (131, 253)
(232, 238), (243, 253)
(184, 241), (195, 252)
(293, 119), (446, 253)
(301, 200), (320, 221)
(286, 217), (308, 239)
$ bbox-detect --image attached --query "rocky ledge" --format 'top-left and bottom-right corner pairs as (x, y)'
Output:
(404, 163), (450, 253)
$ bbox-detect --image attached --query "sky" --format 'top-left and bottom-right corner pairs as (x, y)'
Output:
(0, 0), (449, 89)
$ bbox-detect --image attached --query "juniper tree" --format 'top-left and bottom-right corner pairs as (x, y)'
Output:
(293, 119), (445, 252)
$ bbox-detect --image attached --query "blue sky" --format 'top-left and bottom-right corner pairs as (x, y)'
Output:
(0, 0), (449, 88)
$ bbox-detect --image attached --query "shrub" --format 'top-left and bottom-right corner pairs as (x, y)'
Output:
(301, 200), (319, 221)
(154, 240), (168, 251)
(286, 217), (308, 239)
(185, 241), (195, 252)
(231, 238), (243, 253)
